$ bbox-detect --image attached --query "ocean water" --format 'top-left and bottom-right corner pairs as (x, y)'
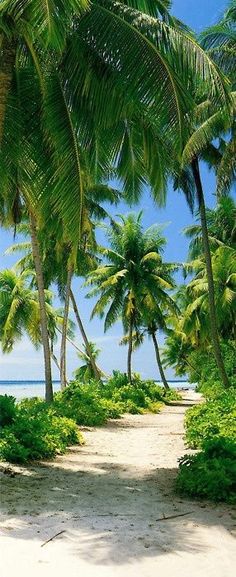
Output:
(0, 380), (193, 400)
(0, 381), (61, 400)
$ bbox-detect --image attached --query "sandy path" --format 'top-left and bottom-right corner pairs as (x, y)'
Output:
(0, 391), (235, 577)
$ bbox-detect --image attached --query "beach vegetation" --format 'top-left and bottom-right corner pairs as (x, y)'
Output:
(176, 437), (236, 503)
(0, 396), (84, 463)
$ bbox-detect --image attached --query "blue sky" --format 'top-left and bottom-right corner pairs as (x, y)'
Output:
(0, 0), (229, 381)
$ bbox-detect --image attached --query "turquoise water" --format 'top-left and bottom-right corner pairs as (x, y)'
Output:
(0, 380), (192, 400)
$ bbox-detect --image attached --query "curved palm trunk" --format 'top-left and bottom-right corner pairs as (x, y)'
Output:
(60, 265), (73, 389)
(151, 331), (170, 390)
(192, 158), (230, 388)
(29, 211), (53, 403)
(0, 38), (16, 145)
(127, 316), (134, 384)
(69, 288), (101, 381)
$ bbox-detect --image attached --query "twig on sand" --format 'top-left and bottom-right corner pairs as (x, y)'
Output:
(41, 530), (65, 547)
(156, 511), (193, 522)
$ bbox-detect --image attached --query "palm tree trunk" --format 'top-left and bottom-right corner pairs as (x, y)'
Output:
(29, 211), (53, 403)
(0, 38), (16, 145)
(127, 316), (133, 384)
(50, 340), (60, 372)
(60, 265), (73, 389)
(151, 331), (170, 390)
(69, 289), (101, 381)
(192, 158), (230, 388)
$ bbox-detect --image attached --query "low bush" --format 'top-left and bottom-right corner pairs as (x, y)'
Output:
(184, 390), (236, 449)
(103, 372), (181, 406)
(0, 397), (84, 464)
(99, 398), (124, 419)
(54, 374), (179, 424)
(0, 395), (17, 427)
(176, 438), (236, 503)
(54, 383), (109, 426)
(147, 401), (164, 414)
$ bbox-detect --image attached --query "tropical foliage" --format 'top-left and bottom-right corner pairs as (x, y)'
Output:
(0, 0), (235, 502)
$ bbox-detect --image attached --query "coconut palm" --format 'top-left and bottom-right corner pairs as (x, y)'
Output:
(183, 196), (236, 259)
(73, 342), (102, 382)
(0, 0), (231, 396)
(0, 268), (62, 355)
(201, 0), (236, 86)
(182, 246), (236, 344)
(4, 181), (118, 386)
(86, 212), (177, 383)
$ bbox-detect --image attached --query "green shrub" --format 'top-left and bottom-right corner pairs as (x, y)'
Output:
(0, 396), (83, 464)
(176, 438), (236, 503)
(106, 371), (129, 390)
(111, 384), (148, 408)
(100, 399), (124, 419)
(0, 395), (17, 427)
(0, 430), (29, 463)
(185, 390), (236, 449)
(147, 401), (163, 413)
(54, 382), (108, 426)
(103, 374), (180, 411)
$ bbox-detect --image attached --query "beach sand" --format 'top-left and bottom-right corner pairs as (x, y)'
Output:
(0, 390), (235, 577)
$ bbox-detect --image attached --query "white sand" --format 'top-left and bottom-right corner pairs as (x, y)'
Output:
(0, 390), (235, 577)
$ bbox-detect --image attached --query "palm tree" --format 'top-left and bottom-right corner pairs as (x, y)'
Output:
(0, 269), (42, 353)
(0, 0), (231, 396)
(87, 212), (177, 383)
(183, 246), (236, 344)
(4, 179), (118, 387)
(201, 0), (236, 86)
(73, 342), (102, 382)
(179, 110), (234, 388)
(0, 268), (57, 352)
(183, 196), (236, 259)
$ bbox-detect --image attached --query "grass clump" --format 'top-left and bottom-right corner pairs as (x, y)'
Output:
(176, 438), (236, 503)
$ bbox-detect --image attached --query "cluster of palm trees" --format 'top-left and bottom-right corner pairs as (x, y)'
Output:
(163, 197), (236, 377)
(0, 0), (235, 400)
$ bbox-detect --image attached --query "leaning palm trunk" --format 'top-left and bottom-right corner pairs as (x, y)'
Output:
(29, 211), (53, 402)
(192, 158), (230, 388)
(151, 331), (170, 390)
(70, 289), (101, 381)
(50, 340), (60, 372)
(127, 317), (134, 384)
(0, 38), (16, 144)
(60, 265), (73, 389)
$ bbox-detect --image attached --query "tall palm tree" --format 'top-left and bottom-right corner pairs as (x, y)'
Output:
(4, 178), (119, 386)
(0, 0), (231, 396)
(86, 212), (177, 383)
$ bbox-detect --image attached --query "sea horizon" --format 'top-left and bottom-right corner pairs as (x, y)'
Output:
(0, 378), (193, 401)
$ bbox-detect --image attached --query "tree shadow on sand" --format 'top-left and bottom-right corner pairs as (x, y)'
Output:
(0, 452), (234, 566)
